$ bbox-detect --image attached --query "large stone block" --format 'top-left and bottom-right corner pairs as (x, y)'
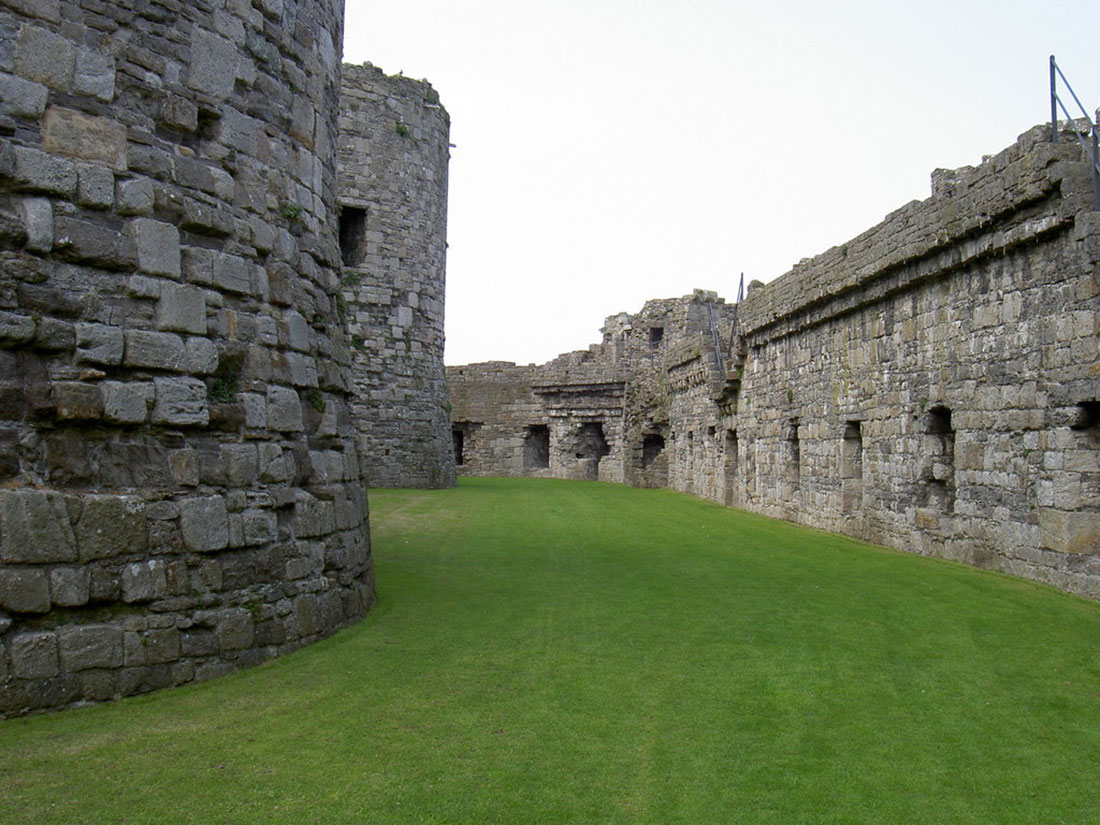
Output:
(54, 381), (103, 420)
(127, 218), (180, 277)
(0, 488), (77, 563)
(59, 624), (124, 671)
(124, 330), (186, 371)
(121, 560), (167, 603)
(75, 494), (146, 561)
(73, 46), (115, 102)
(42, 107), (127, 170)
(266, 385), (304, 432)
(11, 146), (77, 196)
(10, 632), (59, 679)
(0, 566), (51, 612)
(21, 196), (53, 252)
(156, 282), (206, 334)
(75, 323), (124, 365)
(49, 566), (90, 607)
(0, 73), (47, 117)
(179, 495), (229, 552)
(1039, 509), (1100, 555)
(101, 381), (153, 424)
(187, 30), (237, 100)
(152, 376), (208, 425)
(16, 25), (74, 90)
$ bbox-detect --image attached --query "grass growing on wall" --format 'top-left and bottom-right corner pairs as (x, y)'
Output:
(2, 477), (1099, 824)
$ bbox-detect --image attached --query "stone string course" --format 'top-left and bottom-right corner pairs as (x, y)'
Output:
(449, 124), (1100, 600)
(0, 0), (394, 717)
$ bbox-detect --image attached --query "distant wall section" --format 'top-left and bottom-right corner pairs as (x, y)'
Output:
(337, 64), (455, 489)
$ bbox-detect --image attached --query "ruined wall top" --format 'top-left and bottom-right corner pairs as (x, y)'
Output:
(738, 124), (1098, 340)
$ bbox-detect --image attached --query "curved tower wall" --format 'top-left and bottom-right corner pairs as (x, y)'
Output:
(0, 0), (372, 716)
(338, 64), (455, 489)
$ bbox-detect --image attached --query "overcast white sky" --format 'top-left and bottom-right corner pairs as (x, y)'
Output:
(344, 0), (1099, 367)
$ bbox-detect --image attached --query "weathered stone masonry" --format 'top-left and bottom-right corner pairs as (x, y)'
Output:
(0, 0), (374, 717)
(337, 64), (454, 489)
(450, 125), (1100, 600)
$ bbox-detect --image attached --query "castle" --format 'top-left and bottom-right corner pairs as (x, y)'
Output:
(0, 0), (1096, 718)
(450, 125), (1100, 601)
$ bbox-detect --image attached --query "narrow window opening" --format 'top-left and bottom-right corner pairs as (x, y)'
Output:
(649, 327), (664, 348)
(642, 433), (665, 468)
(724, 428), (739, 506)
(787, 418), (800, 489)
(452, 429), (464, 466)
(923, 405), (955, 511)
(339, 206), (368, 267)
(524, 424), (550, 469)
(1071, 401), (1100, 432)
(842, 420), (864, 513)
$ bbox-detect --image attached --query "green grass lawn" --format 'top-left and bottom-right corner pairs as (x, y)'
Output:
(2, 477), (1099, 824)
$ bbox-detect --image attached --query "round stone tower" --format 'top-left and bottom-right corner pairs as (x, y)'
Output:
(0, 0), (372, 716)
(337, 63), (456, 489)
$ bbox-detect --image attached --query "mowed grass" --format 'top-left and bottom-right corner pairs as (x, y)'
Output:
(2, 477), (1099, 824)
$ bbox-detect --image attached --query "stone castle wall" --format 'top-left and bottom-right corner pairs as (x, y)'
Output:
(447, 292), (737, 486)
(449, 126), (1099, 600)
(337, 64), (455, 489)
(728, 124), (1099, 598)
(0, 0), (373, 717)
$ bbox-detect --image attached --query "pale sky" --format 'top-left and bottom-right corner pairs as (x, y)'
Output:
(343, 0), (1099, 367)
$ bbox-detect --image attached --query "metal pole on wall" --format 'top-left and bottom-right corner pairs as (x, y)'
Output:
(1050, 55), (1058, 143)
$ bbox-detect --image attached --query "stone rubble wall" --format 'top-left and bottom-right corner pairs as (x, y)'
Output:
(337, 63), (455, 489)
(0, 0), (373, 717)
(447, 292), (737, 486)
(450, 127), (1099, 600)
(729, 124), (1099, 599)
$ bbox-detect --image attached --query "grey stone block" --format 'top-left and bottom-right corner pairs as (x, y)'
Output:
(124, 330), (186, 371)
(0, 310), (36, 345)
(101, 381), (153, 424)
(0, 489), (77, 563)
(222, 444), (258, 487)
(53, 217), (135, 268)
(212, 252), (252, 294)
(266, 384), (303, 432)
(34, 316), (75, 352)
(21, 196), (53, 252)
(49, 566), (90, 607)
(16, 25), (74, 90)
(10, 632), (59, 679)
(12, 146), (77, 196)
(0, 73), (47, 117)
(73, 47), (115, 101)
(241, 392), (267, 429)
(159, 96), (197, 133)
(127, 218), (180, 277)
(75, 322), (124, 365)
(215, 608), (253, 651)
(116, 177), (155, 216)
(3, 0), (60, 24)
(179, 496), (229, 552)
(168, 448), (200, 486)
(76, 163), (115, 209)
(152, 376), (208, 426)
(156, 282), (206, 334)
(0, 566), (51, 612)
(187, 30), (237, 100)
(121, 560), (166, 603)
(75, 494), (146, 561)
(284, 311), (311, 351)
(286, 352), (319, 387)
(294, 493), (335, 538)
(54, 381), (103, 420)
(59, 624), (124, 671)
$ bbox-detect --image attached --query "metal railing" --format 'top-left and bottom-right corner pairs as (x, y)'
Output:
(1050, 55), (1100, 210)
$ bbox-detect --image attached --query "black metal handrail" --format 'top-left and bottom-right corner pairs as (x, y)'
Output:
(1050, 55), (1100, 211)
